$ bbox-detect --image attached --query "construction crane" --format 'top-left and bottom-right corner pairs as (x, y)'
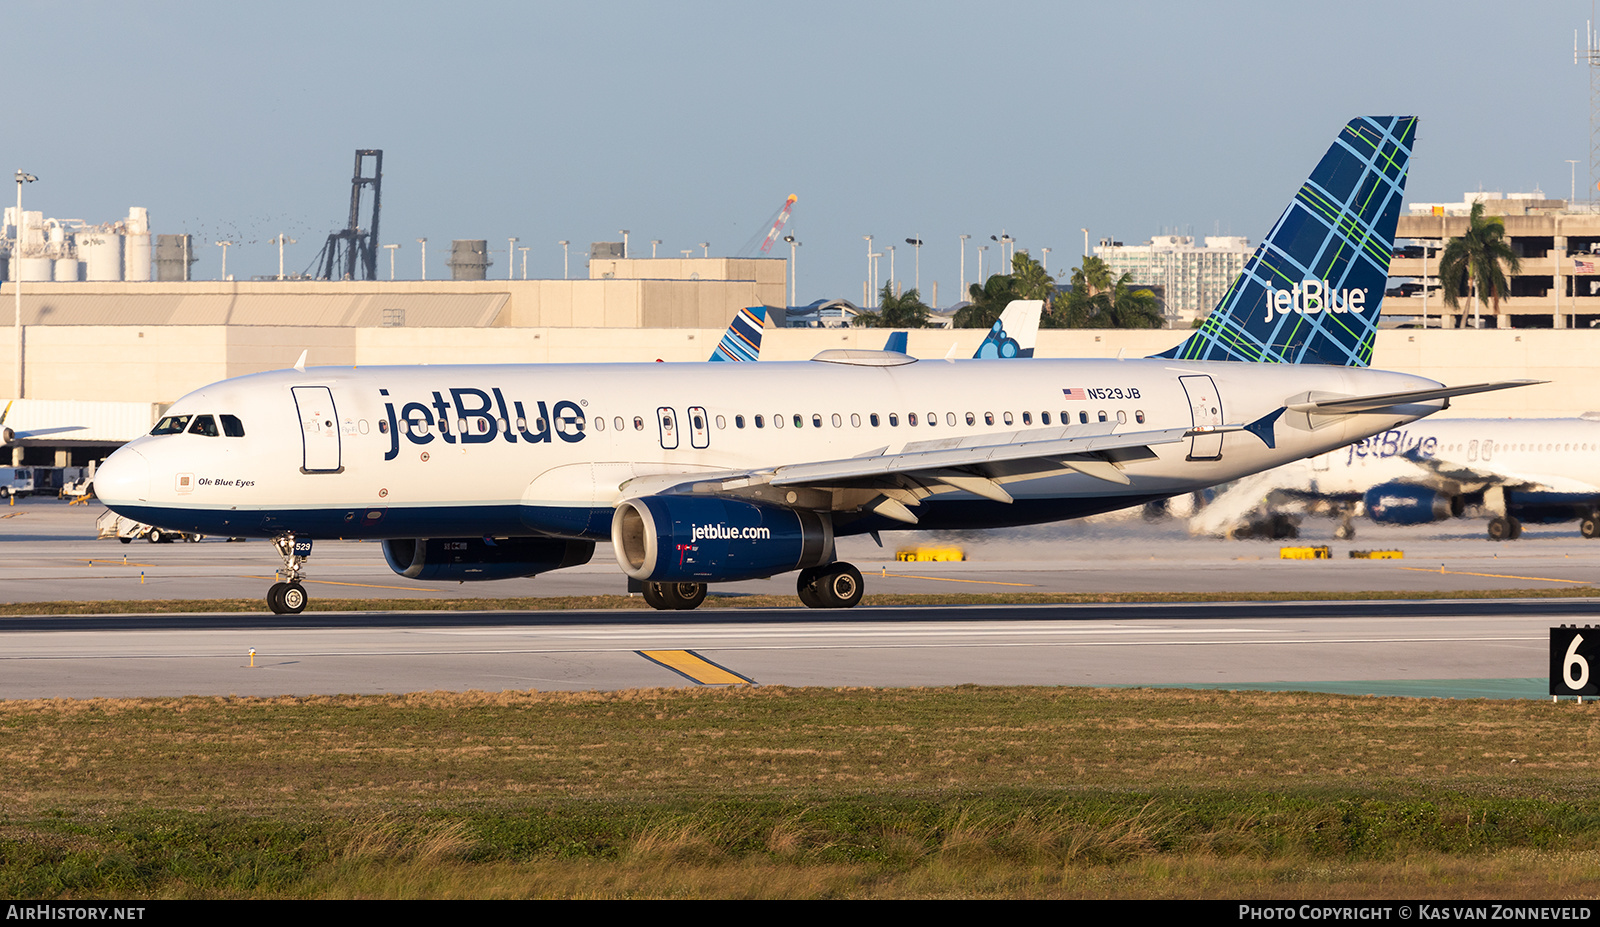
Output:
(312, 149), (383, 280)
(758, 194), (797, 254)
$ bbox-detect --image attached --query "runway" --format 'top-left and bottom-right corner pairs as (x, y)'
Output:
(0, 600), (1569, 699)
(1, 499), (1590, 699)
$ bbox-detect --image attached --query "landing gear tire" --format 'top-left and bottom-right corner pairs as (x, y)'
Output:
(798, 562), (863, 609)
(267, 581), (308, 615)
(1583, 516), (1599, 539)
(147, 528), (163, 544)
(1488, 517), (1523, 541)
(642, 582), (707, 611)
(118, 536), (132, 544)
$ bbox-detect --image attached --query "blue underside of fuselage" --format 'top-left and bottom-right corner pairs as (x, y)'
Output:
(110, 493), (1172, 542)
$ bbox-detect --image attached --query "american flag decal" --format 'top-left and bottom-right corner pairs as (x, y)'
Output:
(1062, 388), (1087, 400)
(1576, 259), (1595, 274)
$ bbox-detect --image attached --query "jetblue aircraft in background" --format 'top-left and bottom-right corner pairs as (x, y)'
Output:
(95, 116), (1530, 614)
(1190, 415), (1600, 542)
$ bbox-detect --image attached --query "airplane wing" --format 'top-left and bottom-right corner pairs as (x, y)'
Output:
(1399, 447), (1599, 494)
(622, 420), (1242, 525)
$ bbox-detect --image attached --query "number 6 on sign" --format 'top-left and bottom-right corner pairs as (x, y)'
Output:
(1550, 628), (1598, 697)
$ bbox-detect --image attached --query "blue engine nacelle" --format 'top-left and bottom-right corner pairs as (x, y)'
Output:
(1363, 483), (1463, 525)
(382, 536), (594, 581)
(611, 495), (835, 583)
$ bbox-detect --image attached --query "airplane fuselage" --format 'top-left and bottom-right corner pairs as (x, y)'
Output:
(94, 357), (1445, 542)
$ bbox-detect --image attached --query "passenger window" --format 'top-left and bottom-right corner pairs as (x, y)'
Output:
(1022, 412), (1032, 426)
(633, 416), (644, 431)
(1117, 410), (1127, 424)
(1003, 412), (1014, 425)
(736, 415), (746, 429)
(966, 412), (975, 426)
(850, 413), (861, 427)
(812, 414), (822, 428)
(908, 413), (918, 426)
(755, 415), (765, 428)
(220, 414), (246, 437)
(945, 412), (956, 426)
(715, 415), (725, 429)
(378, 420), (389, 434)
(614, 417), (624, 431)
(927, 413), (937, 427)
(984, 412), (995, 426)
(1098, 411), (1108, 422)
(594, 417), (605, 432)
(889, 414), (899, 426)
(870, 413), (880, 427)
(1079, 412), (1089, 424)
(775, 415), (785, 429)
(1135, 410), (1146, 424)
(188, 415), (220, 437)
(1041, 412), (1051, 425)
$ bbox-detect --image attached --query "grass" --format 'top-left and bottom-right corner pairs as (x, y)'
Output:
(3, 686), (1600, 898)
(3, 585), (1600, 616)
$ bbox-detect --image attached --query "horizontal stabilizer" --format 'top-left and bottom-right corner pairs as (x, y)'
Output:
(1285, 380), (1543, 415)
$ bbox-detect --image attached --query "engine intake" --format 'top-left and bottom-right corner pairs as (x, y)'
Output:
(382, 536), (594, 582)
(612, 495), (834, 583)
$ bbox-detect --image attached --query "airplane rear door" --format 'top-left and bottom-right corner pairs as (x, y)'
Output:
(1179, 375), (1224, 461)
(292, 386), (343, 473)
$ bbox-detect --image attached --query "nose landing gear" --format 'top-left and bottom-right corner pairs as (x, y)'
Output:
(267, 534), (311, 615)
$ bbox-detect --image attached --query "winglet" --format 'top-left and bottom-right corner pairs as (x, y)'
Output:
(1244, 408), (1285, 449)
(881, 331), (909, 354)
(293, 350), (308, 372)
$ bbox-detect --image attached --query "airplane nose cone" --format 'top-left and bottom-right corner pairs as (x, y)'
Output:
(94, 447), (150, 506)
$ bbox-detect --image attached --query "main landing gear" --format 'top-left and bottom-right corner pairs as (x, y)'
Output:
(637, 561), (866, 611)
(1487, 517), (1523, 541)
(267, 534), (310, 615)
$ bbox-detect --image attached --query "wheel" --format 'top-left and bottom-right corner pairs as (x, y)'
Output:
(816, 563), (863, 609)
(1508, 517), (1523, 540)
(118, 536), (132, 544)
(1334, 522), (1355, 540)
(642, 582), (668, 610)
(1487, 517), (1511, 541)
(662, 582), (707, 610)
(280, 582), (308, 614)
(266, 581), (288, 614)
(799, 563), (863, 609)
(796, 567), (824, 608)
(147, 528), (162, 543)
(1584, 517), (1600, 539)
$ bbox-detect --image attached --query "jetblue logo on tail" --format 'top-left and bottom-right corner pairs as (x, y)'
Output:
(1263, 280), (1368, 322)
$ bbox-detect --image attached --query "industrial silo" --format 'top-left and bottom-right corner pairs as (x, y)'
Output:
(123, 208), (151, 281)
(447, 240), (490, 280)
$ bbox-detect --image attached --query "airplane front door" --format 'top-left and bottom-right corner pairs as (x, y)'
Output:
(292, 386), (343, 473)
(1179, 375), (1224, 460)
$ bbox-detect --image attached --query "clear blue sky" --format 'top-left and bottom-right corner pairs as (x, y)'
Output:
(5, 0), (1590, 305)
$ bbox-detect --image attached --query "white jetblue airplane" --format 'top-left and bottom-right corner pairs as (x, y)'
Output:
(94, 116), (1530, 614)
(1191, 415), (1600, 542)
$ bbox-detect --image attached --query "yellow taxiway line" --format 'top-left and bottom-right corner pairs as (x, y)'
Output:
(637, 650), (753, 685)
(1397, 566), (1592, 585)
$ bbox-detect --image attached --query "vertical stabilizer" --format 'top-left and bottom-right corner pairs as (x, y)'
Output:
(1157, 116), (1416, 366)
(708, 306), (768, 362)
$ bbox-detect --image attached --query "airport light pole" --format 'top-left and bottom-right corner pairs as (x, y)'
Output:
(977, 244), (987, 283)
(905, 238), (922, 294)
(886, 245), (895, 290)
(384, 243), (399, 280)
(862, 235), (873, 307)
(271, 233), (296, 281)
(1081, 227), (1089, 259)
(1041, 247), (1051, 274)
(699, 242), (709, 257)
(417, 238), (427, 280)
(14, 170), (36, 399)
(784, 235), (799, 307)
(215, 240), (233, 281)
(518, 246), (529, 280)
(650, 239), (661, 258)
(959, 234), (970, 300)
(620, 230), (629, 259)
(507, 237), (518, 280)
(1569, 160), (1581, 205)
(558, 240), (569, 279)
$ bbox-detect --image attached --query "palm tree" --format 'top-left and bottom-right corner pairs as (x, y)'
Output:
(1437, 201), (1522, 328)
(1047, 258), (1164, 329)
(853, 283), (931, 328)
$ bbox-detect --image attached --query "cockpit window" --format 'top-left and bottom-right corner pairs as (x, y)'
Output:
(188, 415), (220, 437)
(220, 414), (246, 437)
(151, 415), (192, 435)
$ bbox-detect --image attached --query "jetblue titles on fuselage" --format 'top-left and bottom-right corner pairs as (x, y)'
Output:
(1263, 279), (1368, 323)
(380, 387), (587, 460)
